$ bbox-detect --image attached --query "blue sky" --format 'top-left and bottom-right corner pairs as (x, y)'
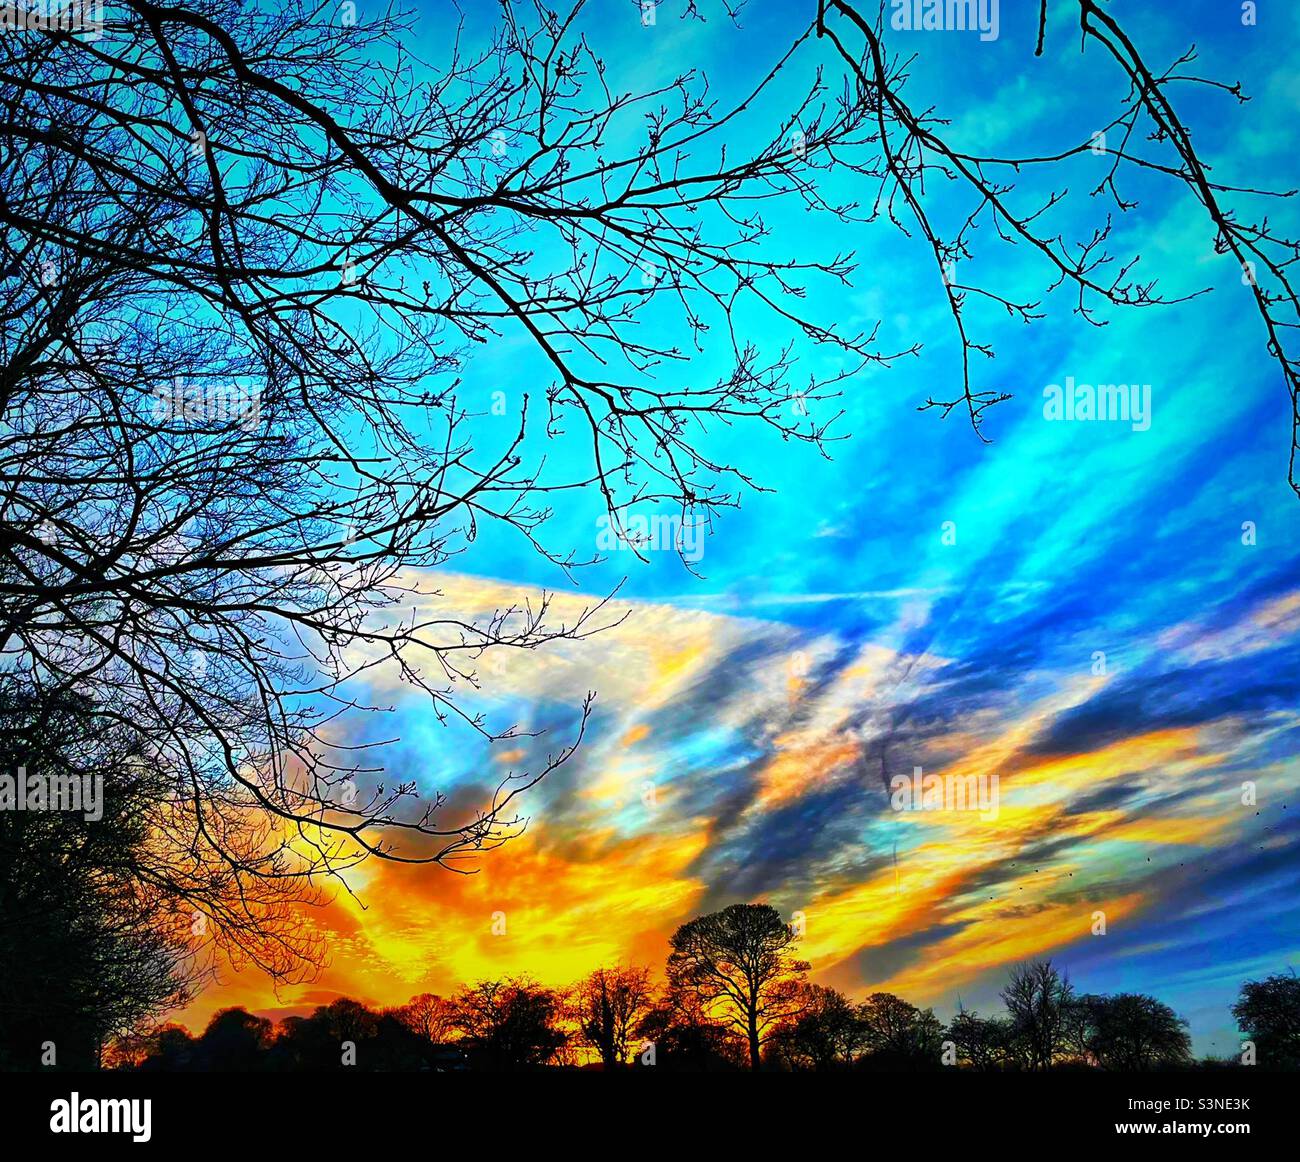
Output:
(200, 0), (1300, 1056)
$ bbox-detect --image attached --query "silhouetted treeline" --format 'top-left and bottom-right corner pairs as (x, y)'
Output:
(98, 906), (1300, 1073)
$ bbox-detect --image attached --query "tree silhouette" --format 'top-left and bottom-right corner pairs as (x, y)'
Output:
(1070, 993), (1193, 1071)
(946, 1009), (1012, 1072)
(635, 982), (744, 1073)
(667, 903), (809, 1071)
(130, 1024), (198, 1072)
(192, 1008), (273, 1071)
(857, 991), (943, 1070)
(1232, 971), (1300, 1069)
(0, 687), (195, 1068)
(1001, 960), (1074, 1072)
(572, 965), (653, 1070)
(389, 993), (457, 1047)
(452, 977), (566, 1071)
(767, 983), (864, 1071)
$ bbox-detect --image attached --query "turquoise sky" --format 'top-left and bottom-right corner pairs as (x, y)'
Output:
(301, 0), (1300, 1057)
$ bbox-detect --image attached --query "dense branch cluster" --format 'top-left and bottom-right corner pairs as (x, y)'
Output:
(0, 0), (1293, 1001)
(0, 0), (890, 981)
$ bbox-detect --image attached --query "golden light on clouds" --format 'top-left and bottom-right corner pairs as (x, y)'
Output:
(179, 572), (1295, 1034)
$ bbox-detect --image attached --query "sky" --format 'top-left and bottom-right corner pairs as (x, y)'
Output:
(184, 0), (1300, 1057)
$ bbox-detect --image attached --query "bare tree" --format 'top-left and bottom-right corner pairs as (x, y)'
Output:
(767, 982), (865, 1071)
(1071, 993), (1193, 1071)
(857, 990), (944, 1067)
(635, 981), (746, 1071)
(667, 903), (809, 1071)
(946, 1008), (1012, 1072)
(451, 977), (566, 1071)
(1232, 971), (1300, 1069)
(389, 992), (457, 1047)
(572, 965), (653, 1069)
(1001, 960), (1074, 1071)
(0, 0), (899, 977)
